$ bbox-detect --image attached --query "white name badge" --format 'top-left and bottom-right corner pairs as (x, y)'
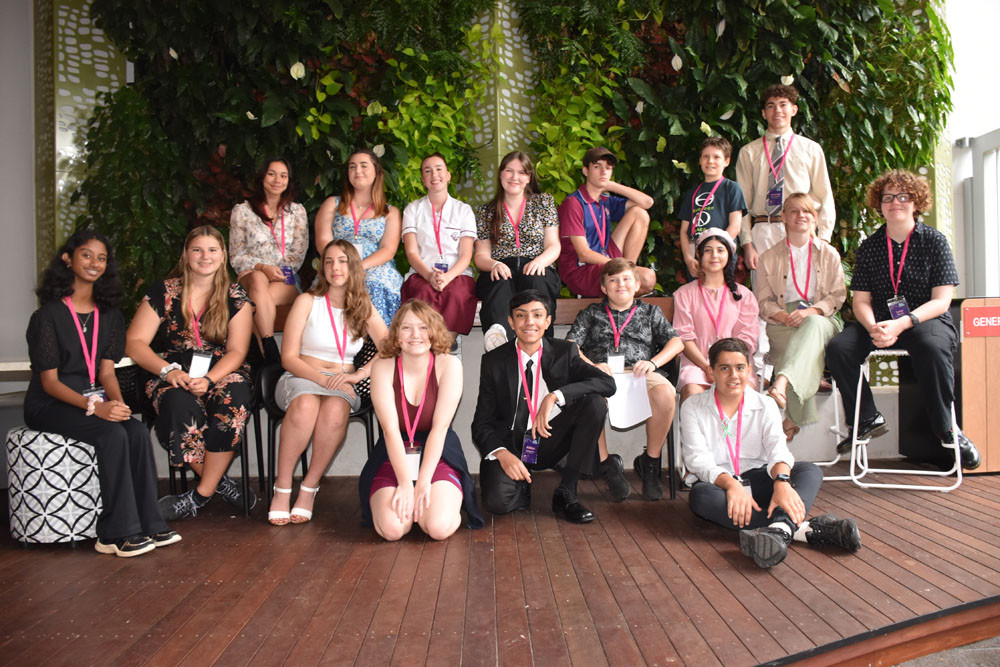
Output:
(405, 450), (421, 482)
(189, 352), (212, 379)
(607, 353), (626, 375)
(351, 242), (365, 259)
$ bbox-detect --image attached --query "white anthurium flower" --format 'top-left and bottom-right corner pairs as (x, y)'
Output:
(372, 144), (385, 158)
(719, 109), (735, 121)
(700, 121), (712, 136)
(781, 75), (795, 86)
(290, 62), (306, 80)
(671, 54), (683, 71)
(716, 19), (726, 38)
(168, 48), (178, 60)
(635, 100), (644, 115)
(246, 111), (257, 120)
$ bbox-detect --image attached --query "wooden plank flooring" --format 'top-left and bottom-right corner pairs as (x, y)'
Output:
(2, 466), (999, 666)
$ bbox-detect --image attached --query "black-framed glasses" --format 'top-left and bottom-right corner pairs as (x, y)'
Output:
(880, 192), (913, 203)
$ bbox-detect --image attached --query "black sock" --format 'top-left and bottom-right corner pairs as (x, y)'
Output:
(191, 489), (211, 507)
(645, 452), (661, 464)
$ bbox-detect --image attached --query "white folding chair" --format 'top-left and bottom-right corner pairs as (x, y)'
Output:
(835, 349), (962, 491)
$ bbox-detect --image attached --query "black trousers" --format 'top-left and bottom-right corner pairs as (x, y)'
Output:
(155, 380), (252, 467)
(826, 319), (956, 437)
(475, 257), (561, 336)
(688, 462), (822, 533)
(480, 393), (606, 515)
(24, 403), (168, 541)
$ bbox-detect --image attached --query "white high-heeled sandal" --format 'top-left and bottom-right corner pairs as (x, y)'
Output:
(290, 483), (319, 524)
(268, 486), (292, 525)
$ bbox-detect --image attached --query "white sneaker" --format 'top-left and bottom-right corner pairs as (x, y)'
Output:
(484, 324), (508, 352)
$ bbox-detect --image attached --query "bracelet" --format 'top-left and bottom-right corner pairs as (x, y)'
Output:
(159, 362), (182, 381)
(85, 393), (104, 416)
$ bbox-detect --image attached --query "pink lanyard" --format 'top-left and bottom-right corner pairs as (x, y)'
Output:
(583, 193), (608, 250)
(605, 305), (637, 349)
(189, 299), (206, 349)
(689, 178), (725, 237)
(503, 198), (527, 250)
(886, 228), (913, 296)
(351, 202), (373, 239)
(430, 199), (446, 257)
(714, 391), (744, 477)
(699, 283), (727, 338)
(324, 295), (350, 367)
(64, 298), (99, 388)
(762, 134), (796, 182)
(786, 238), (812, 301)
(266, 208), (286, 259)
(398, 353), (435, 447)
(516, 343), (542, 425)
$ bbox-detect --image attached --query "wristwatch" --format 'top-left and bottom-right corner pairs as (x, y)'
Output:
(774, 473), (791, 484)
(908, 312), (920, 327)
(159, 362), (182, 381)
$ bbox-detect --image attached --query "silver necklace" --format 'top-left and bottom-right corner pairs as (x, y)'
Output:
(81, 311), (93, 334)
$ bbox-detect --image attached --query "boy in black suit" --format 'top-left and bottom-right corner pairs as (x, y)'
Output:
(472, 289), (616, 523)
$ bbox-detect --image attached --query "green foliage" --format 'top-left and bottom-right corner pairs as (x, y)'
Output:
(516, 0), (953, 291)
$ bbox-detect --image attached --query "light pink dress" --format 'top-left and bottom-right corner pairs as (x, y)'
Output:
(672, 280), (759, 389)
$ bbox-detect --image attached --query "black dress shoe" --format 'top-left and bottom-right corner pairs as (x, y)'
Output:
(836, 412), (889, 454)
(552, 486), (595, 523)
(952, 430), (981, 470)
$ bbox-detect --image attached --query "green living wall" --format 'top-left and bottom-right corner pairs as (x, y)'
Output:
(75, 0), (951, 312)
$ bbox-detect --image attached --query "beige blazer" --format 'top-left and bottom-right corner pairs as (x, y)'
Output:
(754, 237), (846, 323)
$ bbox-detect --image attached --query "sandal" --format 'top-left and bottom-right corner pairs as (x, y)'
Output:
(782, 419), (800, 442)
(290, 484), (319, 524)
(268, 486), (292, 526)
(767, 385), (787, 409)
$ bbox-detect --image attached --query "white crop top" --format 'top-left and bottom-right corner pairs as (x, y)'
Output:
(299, 295), (365, 364)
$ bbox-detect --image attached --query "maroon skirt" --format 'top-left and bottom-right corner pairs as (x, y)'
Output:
(400, 273), (477, 334)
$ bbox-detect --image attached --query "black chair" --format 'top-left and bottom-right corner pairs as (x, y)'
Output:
(662, 356), (680, 500)
(259, 359), (378, 508)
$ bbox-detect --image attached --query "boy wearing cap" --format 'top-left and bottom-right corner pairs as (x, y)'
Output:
(557, 146), (657, 297)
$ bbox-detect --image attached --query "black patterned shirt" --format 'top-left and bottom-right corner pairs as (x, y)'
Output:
(566, 299), (678, 378)
(851, 223), (959, 324)
(475, 193), (558, 261)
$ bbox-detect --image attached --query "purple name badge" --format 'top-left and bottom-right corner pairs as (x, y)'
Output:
(796, 300), (812, 310)
(281, 265), (296, 285)
(887, 295), (910, 320)
(433, 262), (449, 273)
(521, 433), (539, 465)
(766, 187), (782, 209)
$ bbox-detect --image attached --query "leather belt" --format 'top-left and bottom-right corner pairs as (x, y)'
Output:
(751, 215), (780, 226)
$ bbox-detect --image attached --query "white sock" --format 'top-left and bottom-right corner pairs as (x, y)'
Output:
(792, 520), (811, 543)
(769, 521), (792, 537)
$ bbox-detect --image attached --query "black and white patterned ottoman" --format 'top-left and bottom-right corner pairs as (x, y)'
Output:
(6, 426), (102, 543)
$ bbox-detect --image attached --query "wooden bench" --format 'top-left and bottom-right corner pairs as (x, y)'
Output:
(273, 296), (675, 333)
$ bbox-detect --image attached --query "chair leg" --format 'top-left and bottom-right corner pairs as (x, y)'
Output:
(267, 421), (278, 508)
(240, 438), (251, 517)
(254, 410), (265, 496)
(365, 411), (375, 456)
(666, 428), (677, 501)
(299, 451), (309, 478)
(168, 466), (178, 495)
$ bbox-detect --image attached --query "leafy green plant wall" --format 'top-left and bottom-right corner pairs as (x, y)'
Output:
(74, 0), (951, 311)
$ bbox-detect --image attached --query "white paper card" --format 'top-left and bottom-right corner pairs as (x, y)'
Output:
(189, 352), (212, 379)
(608, 373), (652, 429)
(351, 242), (365, 259)
(405, 451), (421, 482)
(607, 354), (626, 375)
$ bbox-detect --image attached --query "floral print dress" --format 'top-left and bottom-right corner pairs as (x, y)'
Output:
(328, 196), (403, 326)
(143, 278), (253, 467)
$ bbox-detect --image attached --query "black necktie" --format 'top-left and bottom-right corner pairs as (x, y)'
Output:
(520, 359), (534, 431)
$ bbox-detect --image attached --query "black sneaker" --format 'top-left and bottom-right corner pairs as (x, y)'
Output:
(158, 489), (201, 521)
(95, 534), (156, 558)
(739, 526), (793, 568)
(805, 514), (862, 552)
(216, 474), (257, 510)
(151, 530), (182, 548)
(600, 454), (630, 502)
(836, 412), (889, 454)
(632, 453), (663, 501)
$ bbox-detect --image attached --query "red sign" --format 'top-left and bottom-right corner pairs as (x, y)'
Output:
(964, 306), (1000, 337)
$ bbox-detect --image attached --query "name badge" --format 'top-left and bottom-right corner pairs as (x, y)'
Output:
(351, 242), (365, 259)
(189, 351), (212, 379)
(607, 350), (626, 375)
(83, 386), (106, 401)
(796, 300), (812, 310)
(404, 441), (422, 482)
(766, 187), (782, 208)
(740, 477), (753, 497)
(433, 261), (449, 273)
(521, 432), (539, 465)
(887, 295), (910, 320)
(281, 265), (296, 285)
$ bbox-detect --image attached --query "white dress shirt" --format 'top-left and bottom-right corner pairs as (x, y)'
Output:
(401, 194), (477, 277)
(680, 385), (794, 485)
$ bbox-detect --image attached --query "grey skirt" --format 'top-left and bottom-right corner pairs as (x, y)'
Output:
(275, 371), (362, 412)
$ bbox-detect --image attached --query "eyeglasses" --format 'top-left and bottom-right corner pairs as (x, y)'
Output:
(880, 193), (913, 203)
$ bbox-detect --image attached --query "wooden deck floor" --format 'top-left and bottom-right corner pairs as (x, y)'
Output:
(2, 466), (1000, 666)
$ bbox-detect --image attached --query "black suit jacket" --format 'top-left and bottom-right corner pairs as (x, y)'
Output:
(471, 337), (616, 458)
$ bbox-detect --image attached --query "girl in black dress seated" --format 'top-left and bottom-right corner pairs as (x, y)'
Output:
(25, 230), (178, 557)
(126, 226), (255, 520)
